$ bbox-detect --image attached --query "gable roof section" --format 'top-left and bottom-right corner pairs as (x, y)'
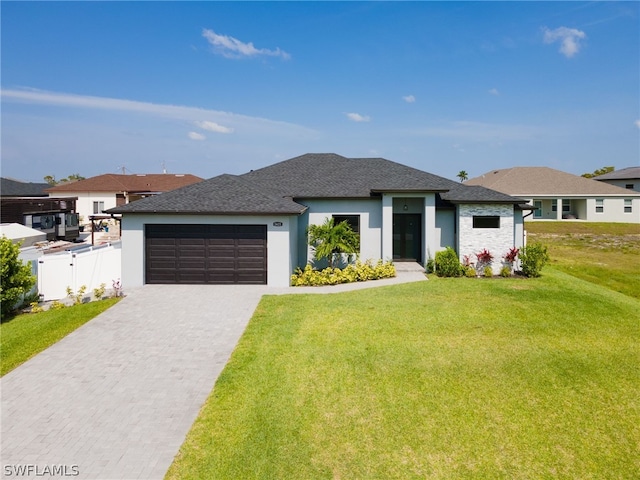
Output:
(45, 173), (203, 194)
(594, 166), (640, 181)
(1, 178), (50, 197)
(107, 153), (525, 215)
(107, 174), (306, 215)
(466, 167), (639, 196)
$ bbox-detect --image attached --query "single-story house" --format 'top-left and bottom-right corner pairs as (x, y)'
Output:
(594, 166), (640, 193)
(466, 166), (640, 223)
(46, 173), (204, 226)
(107, 154), (530, 287)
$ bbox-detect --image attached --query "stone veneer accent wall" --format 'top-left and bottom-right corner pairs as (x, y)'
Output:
(458, 204), (515, 273)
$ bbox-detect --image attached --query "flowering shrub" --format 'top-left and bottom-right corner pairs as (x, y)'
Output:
(503, 247), (519, 263)
(291, 260), (396, 286)
(476, 248), (494, 265)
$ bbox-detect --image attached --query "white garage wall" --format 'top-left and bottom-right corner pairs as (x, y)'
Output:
(120, 214), (296, 288)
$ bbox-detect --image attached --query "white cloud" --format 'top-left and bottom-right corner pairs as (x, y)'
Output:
(402, 95), (416, 103)
(346, 112), (371, 122)
(202, 28), (290, 60)
(194, 120), (234, 134)
(488, 88), (499, 96)
(0, 88), (318, 138)
(543, 26), (587, 58)
(188, 132), (206, 141)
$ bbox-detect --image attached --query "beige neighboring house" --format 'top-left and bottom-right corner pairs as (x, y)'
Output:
(594, 166), (640, 193)
(46, 173), (204, 226)
(466, 167), (640, 223)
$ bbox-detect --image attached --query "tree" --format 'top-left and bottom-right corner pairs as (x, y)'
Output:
(43, 173), (86, 185)
(307, 217), (360, 268)
(581, 166), (614, 179)
(1, 236), (36, 318)
(457, 170), (468, 182)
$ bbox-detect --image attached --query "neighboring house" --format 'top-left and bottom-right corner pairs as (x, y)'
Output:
(108, 153), (530, 287)
(466, 167), (640, 223)
(45, 173), (204, 225)
(594, 166), (640, 193)
(1, 178), (80, 241)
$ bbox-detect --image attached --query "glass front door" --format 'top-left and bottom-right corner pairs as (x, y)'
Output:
(393, 214), (422, 262)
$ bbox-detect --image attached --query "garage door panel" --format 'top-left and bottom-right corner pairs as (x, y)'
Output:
(145, 224), (267, 285)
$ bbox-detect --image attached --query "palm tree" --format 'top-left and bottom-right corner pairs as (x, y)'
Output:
(307, 217), (360, 268)
(457, 170), (468, 182)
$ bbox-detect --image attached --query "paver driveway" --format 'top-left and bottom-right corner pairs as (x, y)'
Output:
(1, 269), (426, 480)
(1, 284), (268, 480)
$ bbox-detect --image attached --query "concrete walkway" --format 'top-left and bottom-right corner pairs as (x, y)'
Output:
(1, 269), (426, 480)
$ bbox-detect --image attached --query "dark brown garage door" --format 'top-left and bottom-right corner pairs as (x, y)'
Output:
(145, 224), (267, 284)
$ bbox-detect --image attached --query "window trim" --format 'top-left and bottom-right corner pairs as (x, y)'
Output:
(93, 201), (105, 214)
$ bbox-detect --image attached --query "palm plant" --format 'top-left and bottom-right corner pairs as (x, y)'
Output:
(307, 217), (360, 268)
(457, 170), (468, 182)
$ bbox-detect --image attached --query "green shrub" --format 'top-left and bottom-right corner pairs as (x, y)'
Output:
(519, 242), (550, 278)
(484, 266), (493, 277)
(500, 266), (512, 277)
(291, 260), (395, 286)
(66, 285), (87, 305)
(1, 236), (36, 318)
(435, 247), (462, 277)
(425, 257), (435, 274)
(93, 283), (106, 300)
(465, 267), (477, 278)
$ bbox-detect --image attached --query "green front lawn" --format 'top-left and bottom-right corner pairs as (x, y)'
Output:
(167, 270), (640, 479)
(526, 221), (640, 298)
(0, 298), (120, 376)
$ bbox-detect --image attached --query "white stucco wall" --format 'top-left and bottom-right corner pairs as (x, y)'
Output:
(597, 179), (639, 192)
(300, 198), (382, 266)
(120, 214), (296, 288)
(51, 192), (117, 224)
(435, 209), (456, 255)
(458, 204), (516, 273)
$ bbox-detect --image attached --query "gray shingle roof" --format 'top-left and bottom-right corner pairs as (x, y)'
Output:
(108, 174), (306, 214)
(594, 166), (640, 181)
(107, 153), (524, 215)
(441, 185), (527, 204)
(1, 178), (50, 197)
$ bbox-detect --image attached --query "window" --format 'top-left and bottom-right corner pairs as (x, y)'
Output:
(473, 216), (500, 228)
(93, 201), (105, 214)
(626, 184), (634, 190)
(533, 201), (542, 218)
(551, 200), (557, 212)
(332, 215), (360, 234)
(562, 200), (571, 212)
(624, 199), (632, 213)
(595, 199), (604, 213)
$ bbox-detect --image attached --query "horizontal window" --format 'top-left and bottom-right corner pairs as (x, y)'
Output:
(473, 216), (500, 229)
(626, 184), (634, 190)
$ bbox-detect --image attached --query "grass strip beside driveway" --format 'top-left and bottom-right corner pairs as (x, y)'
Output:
(1, 298), (120, 376)
(167, 270), (640, 479)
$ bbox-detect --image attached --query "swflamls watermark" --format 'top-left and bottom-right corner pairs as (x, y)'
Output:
(3, 464), (79, 477)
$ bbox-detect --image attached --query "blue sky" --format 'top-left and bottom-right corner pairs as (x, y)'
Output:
(2, 1), (638, 183)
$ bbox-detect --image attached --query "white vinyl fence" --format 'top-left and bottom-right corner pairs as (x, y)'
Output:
(37, 243), (122, 301)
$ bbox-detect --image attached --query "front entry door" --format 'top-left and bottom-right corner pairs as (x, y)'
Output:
(393, 214), (422, 262)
